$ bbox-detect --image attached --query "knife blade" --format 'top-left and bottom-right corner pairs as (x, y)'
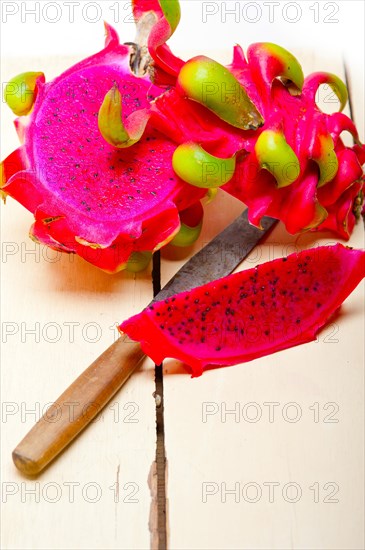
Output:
(157, 210), (277, 300)
(12, 211), (277, 476)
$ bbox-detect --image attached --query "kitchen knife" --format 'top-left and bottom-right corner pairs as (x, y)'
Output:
(12, 210), (277, 476)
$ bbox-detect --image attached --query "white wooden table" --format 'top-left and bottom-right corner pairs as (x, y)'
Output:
(1, 49), (364, 550)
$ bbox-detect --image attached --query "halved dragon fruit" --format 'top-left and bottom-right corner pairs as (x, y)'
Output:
(1, 24), (207, 273)
(2, 0), (365, 274)
(120, 244), (365, 377)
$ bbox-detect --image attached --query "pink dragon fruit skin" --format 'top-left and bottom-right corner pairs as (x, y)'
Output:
(120, 244), (365, 377)
(1, 24), (206, 273)
(132, 0), (365, 239)
(222, 48), (365, 237)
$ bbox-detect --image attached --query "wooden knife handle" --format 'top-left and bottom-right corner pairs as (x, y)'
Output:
(12, 338), (145, 476)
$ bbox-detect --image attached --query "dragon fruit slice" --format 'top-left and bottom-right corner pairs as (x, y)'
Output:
(120, 244), (365, 377)
(1, 24), (206, 273)
(133, 0), (365, 238)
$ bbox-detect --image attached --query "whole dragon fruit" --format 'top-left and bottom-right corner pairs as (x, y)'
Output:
(133, 0), (365, 238)
(120, 244), (365, 377)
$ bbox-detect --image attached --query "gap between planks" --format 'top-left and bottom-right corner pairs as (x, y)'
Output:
(151, 251), (167, 550)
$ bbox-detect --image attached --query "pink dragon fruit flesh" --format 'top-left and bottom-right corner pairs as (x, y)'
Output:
(1, 24), (207, 273)
(119, 244), (365, 377)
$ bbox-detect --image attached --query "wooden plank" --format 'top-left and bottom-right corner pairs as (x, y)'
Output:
(1, 58), (156, 550)
(1, 41), (364, 550)
(161, 52), (364, 550)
